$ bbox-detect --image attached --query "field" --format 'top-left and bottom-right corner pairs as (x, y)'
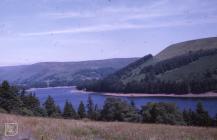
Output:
(0, 113), (216, 140)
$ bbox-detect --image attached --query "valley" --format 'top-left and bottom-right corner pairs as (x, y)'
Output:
(0, 58), (138, 88)
(1, 0), (217, 139)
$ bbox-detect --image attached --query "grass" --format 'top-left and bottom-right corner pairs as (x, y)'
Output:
(0, 113), (216, 140)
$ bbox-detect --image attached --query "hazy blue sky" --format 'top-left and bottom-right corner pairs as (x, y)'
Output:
(0, 0), (217, 66)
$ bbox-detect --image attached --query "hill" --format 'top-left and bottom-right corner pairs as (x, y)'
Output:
(155, 37), (217, 61)
(110, 37), (217, 84)
(79, 37), (217, 94)
(0, 113), (216, 140)
(0, 58), (138, 88)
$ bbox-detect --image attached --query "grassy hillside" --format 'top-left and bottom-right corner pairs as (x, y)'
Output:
(80, 37), (217, 94)
(155, 37), (217, 61)
(0, 58), (138, 87)
(0, 113), (216, 140)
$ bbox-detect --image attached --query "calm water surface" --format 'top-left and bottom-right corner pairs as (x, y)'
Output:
(31, 87), (217, 116)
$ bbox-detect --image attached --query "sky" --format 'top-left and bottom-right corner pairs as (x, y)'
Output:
(0, 0), (217, 66)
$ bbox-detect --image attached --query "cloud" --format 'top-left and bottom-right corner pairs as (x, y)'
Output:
(43, 11), (93, 19)
(20, 23), (144, 36)
(20, 14), (217, 37)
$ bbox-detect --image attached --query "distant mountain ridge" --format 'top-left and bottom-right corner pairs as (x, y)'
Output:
(0, 58), (139, 87)
(79, 37), (217, 94)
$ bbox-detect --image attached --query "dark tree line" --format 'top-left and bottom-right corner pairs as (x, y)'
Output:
(77, 76), (217, 94)
(0, 81), (216, 127)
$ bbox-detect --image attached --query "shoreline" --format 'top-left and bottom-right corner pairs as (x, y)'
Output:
(79, 89), (217, 98)
(101, 92), (217, 98)
(27, 86), (217, 98)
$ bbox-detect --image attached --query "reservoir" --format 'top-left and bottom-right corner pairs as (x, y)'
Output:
(31, 87), (217, 116)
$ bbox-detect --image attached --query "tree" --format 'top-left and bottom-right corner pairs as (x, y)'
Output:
(194, 102), (212, 126)
(1, 81), (10, 91)
(0, 81), (24, 114)
(141, 102), (185, 125)
(43, 96), (60, 117)
(92, 104), (101, 121)
(183, 109), (192, 125)
(215, 113), (217, 126)
(101, 98), (140, 122)
(87, 96), (94, 119)
(21, 93), (46, 116)
(125, 104), (141, 122)
(62, 100), (77, 119)
(130, 100), (135, 107)
(77, 101), (86, 119)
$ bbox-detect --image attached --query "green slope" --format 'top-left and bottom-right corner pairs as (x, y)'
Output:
(155, 37), (217, 61)
(81, 37), (217, 94)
